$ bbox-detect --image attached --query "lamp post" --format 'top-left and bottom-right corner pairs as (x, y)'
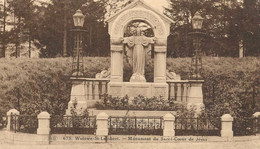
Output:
(190, 12), (204, 80)
(71, 9), (86, 77)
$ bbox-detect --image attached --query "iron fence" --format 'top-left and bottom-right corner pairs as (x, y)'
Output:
(108, 116), (163, 135)
(233, 117), (259, 136)
(175, 117), (221, 136)
(50, 115), (96, 134)
(10, 114), (38, 133)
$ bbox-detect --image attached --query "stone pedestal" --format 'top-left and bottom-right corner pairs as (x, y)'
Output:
(96, 112), (109, 136)
(37, 111), (50, 135)
(221, 114), (233, 138)
(108, 82), (168, 100)
(6, 109), (20, 131)
(66, 78), (87, 115)
(163, 113), (175, 137)
(187, 80), (204, 113)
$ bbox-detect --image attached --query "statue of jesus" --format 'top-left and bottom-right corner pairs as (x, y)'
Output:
(123, 27), (155, 82)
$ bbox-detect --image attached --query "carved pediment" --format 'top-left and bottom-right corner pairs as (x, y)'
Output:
(106, 0), (173, 38)
(105, 0), (173, 25)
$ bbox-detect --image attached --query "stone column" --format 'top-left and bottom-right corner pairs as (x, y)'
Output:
(110, 37), (124, 82)
(221, 114), (234, 138)
(6, 109), (20, 131)
(187, 80), (204, 113)
(154, 45), (167, 83)
(96, 112), (109, 136)
(66, 78), (87, 115)
(37, 111), (50, 135)
(163, 113), (175, 137)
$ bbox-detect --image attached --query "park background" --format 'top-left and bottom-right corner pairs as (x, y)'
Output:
(0, 0), (259, 135)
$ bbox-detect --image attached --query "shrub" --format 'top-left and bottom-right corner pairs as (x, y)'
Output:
(95, 94), (182, 111)
(0, 57), (259, 123)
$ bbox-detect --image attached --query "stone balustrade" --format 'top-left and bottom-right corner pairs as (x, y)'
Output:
(66, 78), (110, 113)
(167, 80), (189, 103)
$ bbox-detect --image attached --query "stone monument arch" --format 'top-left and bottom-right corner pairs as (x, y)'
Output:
(105, 0), (174, 99)
(66, 0), (204, 113)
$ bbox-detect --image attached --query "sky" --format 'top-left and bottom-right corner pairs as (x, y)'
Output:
(143, 0), (168, 12)
(1, 0), (169, 13)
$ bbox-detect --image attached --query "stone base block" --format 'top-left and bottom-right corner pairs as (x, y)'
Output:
(187, 103), (204, 112)
(96, 129), (108, 136)
(221, 130), (233, 138)
(163, 130), (175, 137)
(108, 82), (168, 100)
(66, 100), (88, 115)
(37, 128), (50, 135)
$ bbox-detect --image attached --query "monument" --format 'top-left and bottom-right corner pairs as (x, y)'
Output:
(106, 0), (173, 100)
(66, 0), (205, 113)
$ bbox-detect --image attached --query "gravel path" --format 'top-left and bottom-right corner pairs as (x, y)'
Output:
(1, 130), (259, 149)
(1, 140), (259, 149)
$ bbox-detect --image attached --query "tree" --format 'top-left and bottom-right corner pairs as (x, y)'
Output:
(107, 0), (134, 17)
(0, 0), (7, 58)
(6, 0), (39, 58)
(164, 0), (252, 57)
(32, 0), (110, 57)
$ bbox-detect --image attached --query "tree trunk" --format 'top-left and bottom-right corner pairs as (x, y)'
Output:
(63, 0), (68, 57)
(29, 33), (31, 58)
(16, 17), (21, 58)
(1, 0), (6, 58)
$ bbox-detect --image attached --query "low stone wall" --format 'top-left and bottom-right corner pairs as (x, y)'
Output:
(4, 109), (260, 145)
(3, 131), (49, 145)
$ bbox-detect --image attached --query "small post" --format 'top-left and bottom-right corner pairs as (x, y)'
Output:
(37, 111), (50, 135)
(96, 112), (109, 136)
(163, 113), (175, 137)
(253, 112), (260, 134)
(6, 109), (20, 131)
(253, 112), (260, 118)
(221, 114), (233, 138)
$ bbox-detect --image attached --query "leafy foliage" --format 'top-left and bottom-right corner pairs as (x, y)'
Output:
(0, 57), (259, 123)
(165, 0), (260, 57)
(95, 94), (181, 111)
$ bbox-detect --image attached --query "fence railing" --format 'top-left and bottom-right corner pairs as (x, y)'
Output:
(50, 115), (96, 134)
(84, 78), (110, 101)
(233, 117), (259, 136)
(167, 80), (189, 103)
(10, 114), (38, 134)
(108, 116), (163, 135)
(175, 117), (221, 136)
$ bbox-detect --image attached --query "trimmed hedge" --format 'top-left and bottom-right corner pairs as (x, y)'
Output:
(0, 57), (259, 121)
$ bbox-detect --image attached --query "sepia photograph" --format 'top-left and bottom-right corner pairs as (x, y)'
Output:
(0, 0), (259, 149)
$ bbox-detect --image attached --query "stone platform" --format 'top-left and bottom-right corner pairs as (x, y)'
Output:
(108, 82), (169, 100)
(88, 109), (176, 117)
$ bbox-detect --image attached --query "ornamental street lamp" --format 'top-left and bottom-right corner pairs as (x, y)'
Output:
(190, 12), (204, 80)
(192, 12), (204, 30)
(71, 9), (86, 77)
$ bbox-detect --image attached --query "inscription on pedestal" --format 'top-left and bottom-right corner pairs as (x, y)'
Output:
(109, 86), (123, 97)
(125, 86), (149, 97)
